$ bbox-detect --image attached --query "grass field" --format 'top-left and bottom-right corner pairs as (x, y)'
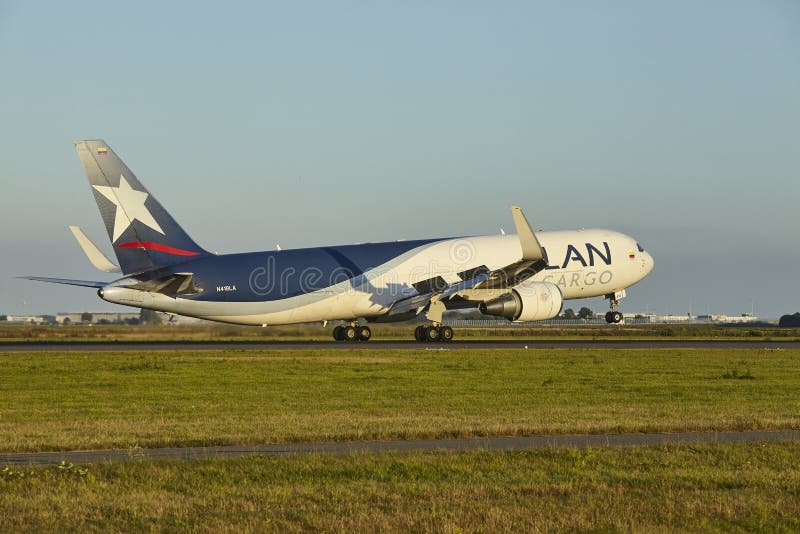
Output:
(2, 323), (799, 342)
(3, 345), (799, 531)
(1, 443), (798, 532)
(1, 347), (798, 452)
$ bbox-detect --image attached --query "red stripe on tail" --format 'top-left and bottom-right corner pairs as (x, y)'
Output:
(116, 242), (200, 256)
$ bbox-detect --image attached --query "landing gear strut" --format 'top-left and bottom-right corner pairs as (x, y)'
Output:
(333, 323), (371, 342)
(604, 290), (625, 324)
(414, 324), (454, 342)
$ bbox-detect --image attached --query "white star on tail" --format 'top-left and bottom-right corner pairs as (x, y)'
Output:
(93, 175), (164, 242)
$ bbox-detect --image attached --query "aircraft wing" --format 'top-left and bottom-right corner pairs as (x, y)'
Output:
(387, 292), (434, 317)
(386, 206), (547, 317)
(472, 206), (548, 289)
(387, 272), (490, 314)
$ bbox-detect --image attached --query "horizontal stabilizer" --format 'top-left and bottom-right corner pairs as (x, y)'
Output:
(69, 226), (121, 273)
(19, 276), (107, 288)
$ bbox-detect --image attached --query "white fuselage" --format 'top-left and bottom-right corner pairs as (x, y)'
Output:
(101, 229), (654, 326)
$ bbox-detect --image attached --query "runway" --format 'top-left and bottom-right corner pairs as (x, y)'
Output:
(1, 339), (799, 351)
(1, 430), (797, 466)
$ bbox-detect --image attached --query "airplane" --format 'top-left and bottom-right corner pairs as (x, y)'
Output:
(23, 140), (654, 342)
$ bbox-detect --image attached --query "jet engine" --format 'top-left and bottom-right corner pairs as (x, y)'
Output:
(479, 281), (563, 322)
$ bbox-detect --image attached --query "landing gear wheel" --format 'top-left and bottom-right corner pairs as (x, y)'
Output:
(439, 325), (454, 342)
(604, 291), (626, 325)
(424, 326), (440, 342)
(414, 325), (426, 342)
(357, 326), (372, 341)
(333, 325), (344, 341)
(342, 325), (358, 341)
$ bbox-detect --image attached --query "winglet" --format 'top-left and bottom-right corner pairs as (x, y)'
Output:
(510, 206), (545, 262)
(68, 226), (121, 273)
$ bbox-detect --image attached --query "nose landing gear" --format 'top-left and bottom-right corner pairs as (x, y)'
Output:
(604, 290), (626, 324)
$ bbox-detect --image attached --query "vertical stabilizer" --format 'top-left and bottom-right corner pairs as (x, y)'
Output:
(75, 140), (208, 275)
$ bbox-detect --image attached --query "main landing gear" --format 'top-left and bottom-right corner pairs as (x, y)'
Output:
(332, 324), (372, 342)
(413, 299), (453, 342)
(604, 290), (626, 324)
(413, 324), (454, 343)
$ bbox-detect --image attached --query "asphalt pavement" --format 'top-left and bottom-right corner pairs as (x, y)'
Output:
(2, 430), (797, 466)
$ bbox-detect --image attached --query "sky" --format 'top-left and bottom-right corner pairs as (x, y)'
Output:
(0, 1), (798, 318)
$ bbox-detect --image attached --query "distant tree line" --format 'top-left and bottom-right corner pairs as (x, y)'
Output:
(139, 308), (164, 325)
(561, 307), (594, 320)
(779, 313), (800, 327)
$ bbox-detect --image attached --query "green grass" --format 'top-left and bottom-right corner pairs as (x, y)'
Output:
(1, 348), (798, 452)
(2, 323), (799, 342)
(1, 443), (799, 532)
(2, 347), (798, 531)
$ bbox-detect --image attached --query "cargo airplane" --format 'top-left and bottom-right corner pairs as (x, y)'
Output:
(23, 140), (654, 341)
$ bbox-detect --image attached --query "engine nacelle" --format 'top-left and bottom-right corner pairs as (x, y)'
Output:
(479, 281), (563, 322)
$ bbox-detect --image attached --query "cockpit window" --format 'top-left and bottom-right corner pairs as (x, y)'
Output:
(637, 243), (645, 253)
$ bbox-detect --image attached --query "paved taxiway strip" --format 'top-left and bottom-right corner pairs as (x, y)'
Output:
(1, 430), (798, 466)
(1, 340), (799, 351)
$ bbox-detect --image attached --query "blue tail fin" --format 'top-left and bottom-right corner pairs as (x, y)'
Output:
(75, 140), (209, 275)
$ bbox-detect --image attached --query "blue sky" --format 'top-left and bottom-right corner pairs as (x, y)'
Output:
(1, 1), (798, 317)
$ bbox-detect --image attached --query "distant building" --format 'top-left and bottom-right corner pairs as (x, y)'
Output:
(623, 313), (655, 323)
(654, 315), (694, 323)
(55, 312), (141, 325)
(0, 315), (48, 325)
(696, 314), (760, 324)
